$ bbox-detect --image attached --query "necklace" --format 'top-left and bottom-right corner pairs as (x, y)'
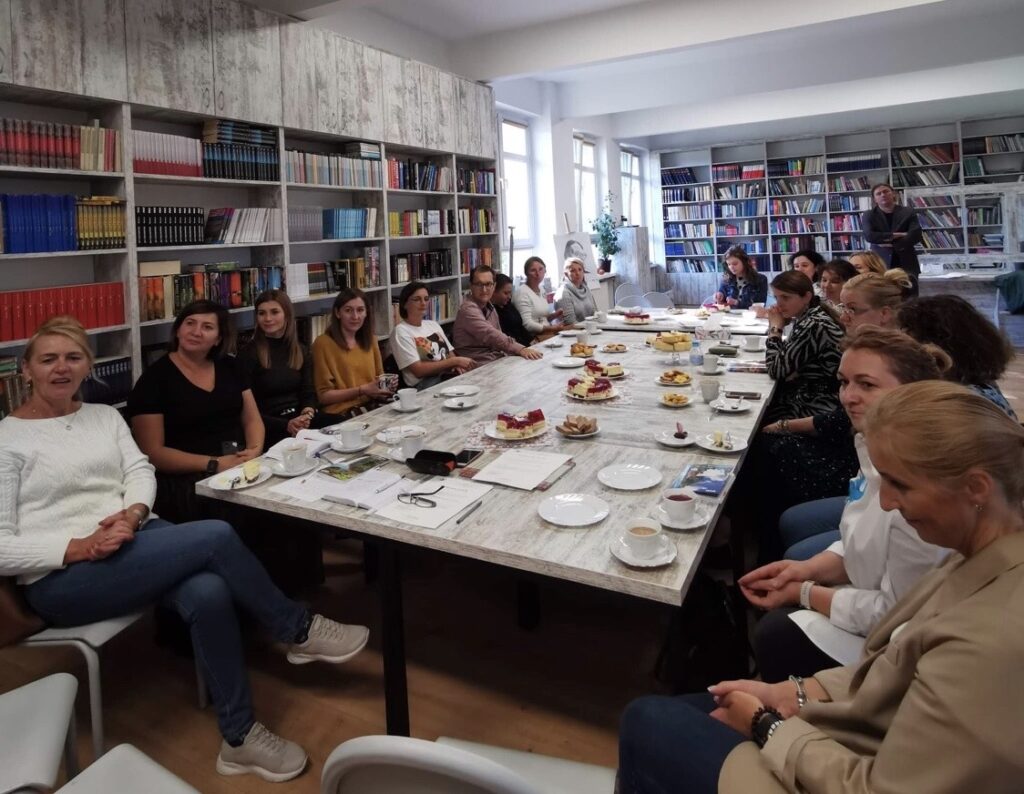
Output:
(27, 401), (79, 430)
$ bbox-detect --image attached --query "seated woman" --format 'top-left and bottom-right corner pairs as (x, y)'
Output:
(493, 272), (533, 347)
(313, 288), (394, 415)
(848, 250), (887, 275)
(1, 316), (369, 783)
(788, 250), (825, 296)
(816, 259), (857, 307)
(620, 381), (1024, 793)
(764, 271), (844, 421)
(389, 281), (474, 390)
(898, 293), (1017, 419)
(742, 328), (950, 682)
(129, 300), (263, 524)
(238, 289), (325, 447)
(513, 256), (563, 339)
(713, 246), (768, 309)
(557, 257), (598, 325)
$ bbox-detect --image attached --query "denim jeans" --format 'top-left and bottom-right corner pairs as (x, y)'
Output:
(618, 693), (747, 794)
(25, 518), (308, 744)
(779, 496), (846, 559)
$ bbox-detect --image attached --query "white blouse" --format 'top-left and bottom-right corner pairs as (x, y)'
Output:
(512, 286), (550, 335)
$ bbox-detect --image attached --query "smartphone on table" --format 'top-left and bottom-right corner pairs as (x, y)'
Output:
(455, 448), (484, 468)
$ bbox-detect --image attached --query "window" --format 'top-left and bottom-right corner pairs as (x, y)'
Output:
(574, 135), (597, 234)
(501, 119), (534, 248)
(621, 148), (644, 226)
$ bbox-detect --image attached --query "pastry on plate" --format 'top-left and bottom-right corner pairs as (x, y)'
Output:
(556, 414), (598, 436)
(496, 409), (547, 439)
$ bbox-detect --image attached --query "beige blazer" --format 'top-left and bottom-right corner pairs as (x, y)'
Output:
(720, 531), (1024, 794)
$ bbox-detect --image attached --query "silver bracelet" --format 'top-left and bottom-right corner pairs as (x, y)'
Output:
(799, 580), (816, 610)
(789, 675), (808, 711)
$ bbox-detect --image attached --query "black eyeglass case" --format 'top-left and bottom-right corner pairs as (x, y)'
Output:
(405, 450), (458, 476)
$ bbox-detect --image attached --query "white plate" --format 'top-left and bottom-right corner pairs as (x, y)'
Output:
(601, 345), (628, 354)
(545, 338), (563, 348)
(385, 447), (410, 463)
(209, 464), (273, 491)
(585, 328), (603, 335)
(656, 430), (697, 448)
(654, 502), (713, 531)
(565, 389), (616, 402)
(484, 421), (548, 441)
(659, 395), (692, 409)
(555, 426), (599, 439)
(598, 463), (662, 491)
(443, 397), (479, 410)
(655, 376), (692, 387)
(376, 425), (427, 443)
(267, 457), (320, 478)
(710, 398), (751, 413)
(609, 535), (677, 568)
(559, 329), (582, 337)
(330, 439), (373, 454)
(552, 358), (585, 369)
(537, 493), (610, 527)
(697, 366), (727, 376)
(695, 433), (748, 454)
(439, 385), (481, 397)
(392, 403), (423, 413)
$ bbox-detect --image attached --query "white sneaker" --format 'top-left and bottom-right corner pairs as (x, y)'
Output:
(216, 722), (308, 782)
(287, 614), (369, 665)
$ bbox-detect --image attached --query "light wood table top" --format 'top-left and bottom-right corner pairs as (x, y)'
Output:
(598, 309), (769, 336)
(198, 331), (776, 606)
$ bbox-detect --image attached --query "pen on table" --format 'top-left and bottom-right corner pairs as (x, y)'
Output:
(455, 499), (482, 524)
(374, 482), (394, 493)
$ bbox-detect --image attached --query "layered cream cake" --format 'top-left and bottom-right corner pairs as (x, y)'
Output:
(584, 359), (624, 377)
(623, 311), (651, 325)
(496, 409), (547, 439)
(567, 375), (614, 399)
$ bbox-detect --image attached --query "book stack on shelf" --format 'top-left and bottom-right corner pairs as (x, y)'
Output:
(0, 195), (126, 253)
(136, 206), (205, 247)
(767, 156), (824, 177)
(715, 182), (764, 200)
(769, 216), (823, 234)
(963, 133), (1024, 182)
(386, 158), (453, 191)
(1, 282), (124, 340)
(390, 249), (453, 282)
(133, 128), (278, 181)
(80, 356), (132, 406)
(665, 205), (713, 222)
(712, 162), (765, 181)
(829, 194), (872, 212)
(830, 234), (866, 253)
(772, 235), (828, 255)
(720, 239), (767, 254)
(891, 144), (960, 187)
(768, 177), (824, 196)
(830, 214), (862, 233)
(201, 119), (279, 182)
(457, 205), (495, 234)
(323, 207), (377, 239)
(203, 208), (281, 244)
(285, 251), (382, 298)
(457, 167), (496, 194)
(460, 247), (493, 273)
(665, 222), (713, 239)
(716, 219), (767, 236)
(966, 200), (1003, 253)
(388, 209), (455, 237)
(826, 152), (886, 173)
(0, 355), (24, 418)
(133, 130), (202, 176)
(662, 184), (711, 203)
(139, 260), (284, 322)
(284, 145), (382, 187)
(391, 291), (449, 324)
(827, 174), (876, 193)
(716, 199), (766, 218)
(1, 118), (121, 171)
(769, 198), (825, 215)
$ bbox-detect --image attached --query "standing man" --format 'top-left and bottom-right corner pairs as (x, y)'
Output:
(860, 182), (922, 295)
(453, 265), (544, 364)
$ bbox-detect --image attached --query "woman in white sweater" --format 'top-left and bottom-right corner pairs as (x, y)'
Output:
(0, 316), (369, 783)
(512, 256), (563, 340)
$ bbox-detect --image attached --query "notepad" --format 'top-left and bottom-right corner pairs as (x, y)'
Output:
(471, 450), (572, 491)
(374, 476), (492, 529)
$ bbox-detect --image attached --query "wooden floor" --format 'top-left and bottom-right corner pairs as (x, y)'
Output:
(3, 356), (1022, 792)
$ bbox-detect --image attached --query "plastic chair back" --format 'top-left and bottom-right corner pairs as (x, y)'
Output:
(643, 292), (674, 309)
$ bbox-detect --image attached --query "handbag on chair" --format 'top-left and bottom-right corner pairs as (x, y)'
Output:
(0, 576), (44, 648)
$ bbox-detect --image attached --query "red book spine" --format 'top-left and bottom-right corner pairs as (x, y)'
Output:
(46, 122), (56, 168)
(29, 121), (39, 167)
(35, 290), (46, 331)
(24, 289), (37, 335)
(65, 284), (77, 318)
(45, 288), (57, 324)
(72, 126), (81, 170)
(0, 118), (7, 166)
(56, 285), (68, 316)
(95, 283), (109, 327)
(63, 124), (73, 170)
(16, 120), (27, 166)
(0, 291), (11, 341)
(11, 290), (25, 340)
(110, 282), (124, 324)
(86, 284), (98, 328)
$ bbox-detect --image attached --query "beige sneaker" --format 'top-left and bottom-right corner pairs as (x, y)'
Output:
(287, 614), (369, 665)
(216, 722), (308, 782)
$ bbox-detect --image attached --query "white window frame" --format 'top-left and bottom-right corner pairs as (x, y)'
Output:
(620, 146), (645, 226)
(499, 116), (536, 250)
(574, 134), (598, 234)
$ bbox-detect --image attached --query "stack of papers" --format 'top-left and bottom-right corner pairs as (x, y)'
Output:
(471, 450), (572, 491)
(374, 476), (493, 529)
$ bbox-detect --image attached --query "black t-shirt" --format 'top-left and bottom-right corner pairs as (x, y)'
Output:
(496, 300), (532, 347)
(237, 336), (315, 419)
(127, 353), (248, 456)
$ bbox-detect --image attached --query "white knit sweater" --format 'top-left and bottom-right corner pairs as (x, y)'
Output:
(0, 404), (156, 584)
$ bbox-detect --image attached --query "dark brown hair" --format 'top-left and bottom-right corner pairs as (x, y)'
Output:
(770, 270), (814, 296)
(788, 250), (825, 282)
(722, 246), (758, 283)
(821, 259), (858, 284)
(841, 325), (951, 384)
(397, 281), (428, 320)
(169, 300), (232, 359)
(523, 256), (546, 276)
(327, 288), (374, 351)
(470, 265), (495, 284)
(251, 289), (303, 370)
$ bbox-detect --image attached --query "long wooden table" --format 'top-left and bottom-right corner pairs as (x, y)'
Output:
(198, 329), (776, 733)
(598, 308), (769, 336)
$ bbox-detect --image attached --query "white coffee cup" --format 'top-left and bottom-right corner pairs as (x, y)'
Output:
(585, 320), (599, 334)
(702, 353), (719, 374)
(700, 379), (721, 403)
(752, 302), (768, 319)
(282, 442), (307, 473)
(741, 310), (756, 322)
(576, 329), (590, 346)
(397, 388), (419, 410)
(339, 422), (366, 448)
(595, 310), (607, 323)
(743, 335), (766, 351)
(662, 487), (698, 522)
(622, 517), (663, 560)
(400, 430), (425, 459)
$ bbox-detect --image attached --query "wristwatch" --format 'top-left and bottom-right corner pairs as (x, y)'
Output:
(769, 325), (784, 335)
(751, 706), (785, 748)
(205, 458), (219, 475)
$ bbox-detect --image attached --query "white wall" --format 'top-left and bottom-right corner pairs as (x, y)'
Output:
(312, 6), (453, 70)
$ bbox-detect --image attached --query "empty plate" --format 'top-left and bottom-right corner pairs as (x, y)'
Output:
(598, 463), (662, 490)
(439, 385), (481, 397)
(443, 397), (479, 410)
(376, 425), (426, 443)
(552, 358), (585, 368)
(537, 493), (610, 527)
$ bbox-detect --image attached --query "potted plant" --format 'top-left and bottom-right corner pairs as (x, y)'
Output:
(591, 192), (621, 274)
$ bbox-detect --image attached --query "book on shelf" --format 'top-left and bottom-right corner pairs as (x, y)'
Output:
(0, 194), (125, 253)
(769, 217), (823, 234)
(0, 281), (124, 341)
(967, 232), (1003, 251)
(712, 163), (765, 181)
(136, 206), (205, 247)
(666, 240), (715, 256)
(768, 178), (824, 196)
(344, 142), (381, 160)
(830, 214), (862, 232)
(389, 248), (453, 282)
(284, 148), (382, 188)
(202, 119), (276, 147)
(203, 207), (282, 244)
(79, 356), (133, 406)
(0, 118), (120, 172)
(133, 129), (279, 181)
(285, 249), (382, 298)
(825, 153), (886, 173)
(661, 167), (700, 185)
(715, 182), (764, 199)
(962, 133), (1024, 155)
(662, 185), (712, 203)
(386, 158), (453, 191)
(892, 165), (959, 188)
(457, 167), (496, 194)
(716, 219), (767, 236)
(138, 264), (284, 321)
(769, 198), (825, 215)
(388, 209), (455, 237)
(0, 356), (27, 419)
(918, 207), (961, 228)
(891, 144), (958, 167)
(830, 234), (866, 253)
(920, 230), (964, 250)
(907, 195), (958, 209)
(296, 312), (331, 345)
(666, 258), (716, 274)
(460, 246), (492, 273)
(767, 157), (824, 177)
(664, 204), (713, 221)
(772, 235), (828, 254)
(322, 207), (377, 239)
(967, 206), (1002, 225)
(828, 194), (872, 212)
(717, 239), (767, 254)
(456, 206), (495, 234)
(391, 291), (449, 324)
(665, 222), (713, 238)
(715, 199), (766, 217)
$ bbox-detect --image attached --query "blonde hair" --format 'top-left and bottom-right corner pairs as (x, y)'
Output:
(864, 380), (1024, 504)
(23, 315), (94, 368)
(841, 326), (951, 382)
(843, 268), (913, 309)
(564, 256), (585, 274)
(849, 251), (887, 275)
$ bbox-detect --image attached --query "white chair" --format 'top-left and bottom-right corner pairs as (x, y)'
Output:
(0, 673), (79, 793)
(55, 744), (198, 793)
(613, 283), (643, 307)
(437, 737), (616, 794)
(643, 291), (674, 309)
(20, 613), (208, 760)
(321, 735), (540, 794)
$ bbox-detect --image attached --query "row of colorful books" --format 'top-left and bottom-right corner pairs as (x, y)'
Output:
(715, 183), (764, 199)
(918, 208), (962, 228)
(284, 149), (382, 187)
(921, 230), (965, 250)
(456, 206), (495, 235)
(0, 356), (26, 419)
(138, 264), (285, 321)
(769, 218), (822, 234)
(963, 133), (1024, 155)
(390, 248), (453, 282)
(665, 223), (713, 239)
(891, 145), (957, 167)
(661, 167), (701, 186)
(769, 199), (825, 215)
(390, 291), (449, 324)
(828, 175), (874, 192)
(460, 246), (493, 273)
(457, 168), (496, 194)
(828, 195), (872, 212)
(322, 207), (378, 240)
(830, 234), (867, 252)
(968, 233), (1003, 250)
(136, 206), (205, 247)
(666, 258), (717, 273)
(0, 282), (124, 341)
(892, 166), (959, 188)
(772, 236), (828, 254)
(719, 239), (767, 254)
(388, 209), (456, 237)
(767, 157), (824, 178)
(203, 207), (282, 244)
(386, 158), (454, 192)
(768, 178), (824, 196)
(715, 200), (766, 218)
(132, 130), (279, 181)
(717, 220), (767, 236)
(967, 206), (1001, 225)
(201, 119), (277, 148)
(712, 163), (765, 181)
(283, 252), (382, 299)
(666, 241), (715, 256)
(661, 185), (712, 203)
(0, 118), (120, 172)
(825, 153), (886, 174)
(830, 215), (862, 232)
(0, 195), (126, 253)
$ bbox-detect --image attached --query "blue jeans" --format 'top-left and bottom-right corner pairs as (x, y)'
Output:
(618, 693), (746, 794)
(779, 496), (845, 560)
(25, 518), (308, 744)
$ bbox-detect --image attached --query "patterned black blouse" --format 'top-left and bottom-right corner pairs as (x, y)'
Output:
(765, 302), (844, 421)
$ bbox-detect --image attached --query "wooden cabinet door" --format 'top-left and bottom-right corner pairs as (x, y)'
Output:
(476, 82), (496, 159)
(11, 0), (127, 100)
(336, 36), (382, 141)
(381, 51), (423, 148)
(455, 77), (477, 156)
(280, 21), (338, 135)
(211, 0), (281, 126)
(126, 0), (214, 115)
(421, 63), (455, 153)
(0, 0), (11, 84)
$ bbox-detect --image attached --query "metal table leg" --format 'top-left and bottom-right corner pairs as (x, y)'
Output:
(377, 541), (410, 736)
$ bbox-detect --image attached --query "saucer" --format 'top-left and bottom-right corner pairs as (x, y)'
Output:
(267, 458), (319, 478)
(559, 329), (582, 337)
(654, 502), (713, 531)
(545, 338), (564, 348)
(443, 397), (479, 410)
(656, 430), (697, 448)
(330, 438), (373, 454)
(698, 366), (727, 376)
(598, 463), (662, 490)
(209, 464), (273, 490)
(537, 493), (609, 527)
(552, 357), (585, 369)
(392, 403), (423, 413)
(709, 398), (751, 413)
(609, 535), (677, 568)
(376, 425), (426, 443)
(439, 385), (481, 397)
(695, 433), (748, 453)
